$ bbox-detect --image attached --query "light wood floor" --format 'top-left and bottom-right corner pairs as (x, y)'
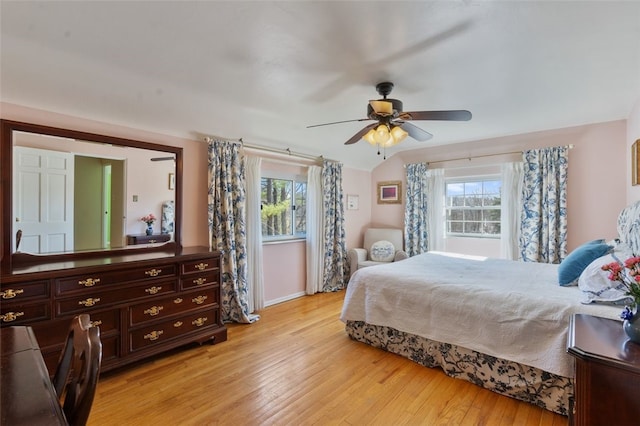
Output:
(89, 291), (568, 425)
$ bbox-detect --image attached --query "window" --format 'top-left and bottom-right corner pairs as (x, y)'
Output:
(261, 176), (307, 240)
(446, 178), (501, 238)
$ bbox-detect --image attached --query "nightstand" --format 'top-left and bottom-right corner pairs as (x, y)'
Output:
(567, 313), (640, 426)
(126, 233), (171, 245)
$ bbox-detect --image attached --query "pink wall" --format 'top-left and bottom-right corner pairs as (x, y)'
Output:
(262, 240), (306, 305)
(369, 120), (629, 254)
(342, 167), (372, 249)
(628, 97), (640, 203)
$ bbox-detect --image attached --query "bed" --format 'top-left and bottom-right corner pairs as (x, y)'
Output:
(340, 200), (640, 415)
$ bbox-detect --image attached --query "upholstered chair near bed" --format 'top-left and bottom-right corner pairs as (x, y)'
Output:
(347, 228), (408, 277)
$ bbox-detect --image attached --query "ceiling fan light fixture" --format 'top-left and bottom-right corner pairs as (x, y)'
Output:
(363, 124), (407, 148)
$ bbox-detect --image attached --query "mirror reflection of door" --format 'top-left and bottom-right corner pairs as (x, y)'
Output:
(13, 146), (74, 253)
(74, 156), (126, 251)
(13, 147), (126, 254)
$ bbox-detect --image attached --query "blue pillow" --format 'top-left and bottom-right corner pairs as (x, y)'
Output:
(558, 241), (612, 286)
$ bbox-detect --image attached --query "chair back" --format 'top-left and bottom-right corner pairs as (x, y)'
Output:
(52, 314), (103, 426)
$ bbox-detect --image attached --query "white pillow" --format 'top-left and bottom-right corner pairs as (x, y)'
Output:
(370, 240), (395, 262)
(578, 242), (635, 305)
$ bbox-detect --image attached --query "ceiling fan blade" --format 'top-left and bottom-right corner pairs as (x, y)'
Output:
(400, 122), (433, 142)
(307, 118), (370, 128)
(401, 110), (472, 121)
(345, 123), (377, 145)
(150, 156), (175, 162)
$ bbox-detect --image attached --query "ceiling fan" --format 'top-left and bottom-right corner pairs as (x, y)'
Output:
(308, 82), (472, 148)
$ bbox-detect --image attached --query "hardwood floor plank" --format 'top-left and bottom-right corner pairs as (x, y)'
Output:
(88, 291), (568, 425)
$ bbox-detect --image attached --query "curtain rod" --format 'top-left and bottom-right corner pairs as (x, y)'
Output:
(203, 136), (325, 162)
(425, 144), (574, 166)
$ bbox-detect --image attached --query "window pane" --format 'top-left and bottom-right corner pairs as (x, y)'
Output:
(295, 182), (307, 235)
(261, 178), (292, 237)
(449, 221), (463, 233)
(464, 222), (481, 234)
(445, 177), (502, 238)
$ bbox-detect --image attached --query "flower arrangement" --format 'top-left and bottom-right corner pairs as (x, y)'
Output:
(140, 213), (157, 226)
(602, 256), (640, 320)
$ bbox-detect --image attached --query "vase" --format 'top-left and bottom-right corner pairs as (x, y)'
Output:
(146, 225), (153, 236)
(623, 312), (640, 344)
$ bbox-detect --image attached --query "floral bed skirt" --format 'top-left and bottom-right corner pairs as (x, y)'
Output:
(345, 320), (572, 416)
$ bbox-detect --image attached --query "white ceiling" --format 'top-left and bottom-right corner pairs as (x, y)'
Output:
(1, 1), (639, 170)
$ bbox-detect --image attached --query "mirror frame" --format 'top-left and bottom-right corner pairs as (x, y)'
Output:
(1, 119), (183, 270)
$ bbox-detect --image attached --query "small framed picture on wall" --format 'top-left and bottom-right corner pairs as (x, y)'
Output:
(377, 181), (402, 204)
(633, 139), (640, 186)
(347, 194), (359, 210)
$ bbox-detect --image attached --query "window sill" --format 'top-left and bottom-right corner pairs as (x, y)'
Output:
(262, 238), (306, 246)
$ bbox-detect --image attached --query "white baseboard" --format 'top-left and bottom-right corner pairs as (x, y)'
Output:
(264, 291), (307, 307)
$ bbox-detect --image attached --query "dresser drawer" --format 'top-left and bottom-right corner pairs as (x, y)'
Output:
(56, 264), (177, 295)
(181, 258), (217, 275)
(129, 288), (219, 326)
(1, 280), (49, 302)
(56, 279), (178, 316)
(180, 270), (219, 290)
(128, 309), (220, 352)
(0, 301), (50, 325)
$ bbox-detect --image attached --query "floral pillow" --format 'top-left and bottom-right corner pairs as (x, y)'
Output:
(578, 242), (635, 304)
(369, 240), (395, 262)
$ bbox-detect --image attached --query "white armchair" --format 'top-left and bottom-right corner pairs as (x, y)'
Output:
(347, 228), (408, 277)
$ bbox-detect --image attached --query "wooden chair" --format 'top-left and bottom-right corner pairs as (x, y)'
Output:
(52, 314), (103, 426)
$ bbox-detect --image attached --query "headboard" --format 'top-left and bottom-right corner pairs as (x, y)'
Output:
(617, 200), (640, 255)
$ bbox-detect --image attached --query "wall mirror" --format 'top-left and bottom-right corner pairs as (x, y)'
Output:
(1, 120), (182, 269)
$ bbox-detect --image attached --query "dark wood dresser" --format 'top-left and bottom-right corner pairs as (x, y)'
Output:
(567, 313), (640, 426)
(127, 233), (172, 245)
(0, 246), (227, 375)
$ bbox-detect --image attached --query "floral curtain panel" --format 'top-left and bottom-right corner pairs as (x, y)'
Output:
(321, 160), (348, 292)
(405, 162), (429, 256)
(207, 140), (259, 323)
(520, 146), (568, 263)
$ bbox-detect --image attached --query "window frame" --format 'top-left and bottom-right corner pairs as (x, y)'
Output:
(445, 175), (502, 239)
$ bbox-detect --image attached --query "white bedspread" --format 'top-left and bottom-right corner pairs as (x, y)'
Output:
(340, 251), (622, 377)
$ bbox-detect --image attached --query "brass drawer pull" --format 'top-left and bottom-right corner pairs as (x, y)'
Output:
(173, 298), (183, 304)
(143, 330), (164, 341)
(174, 321), (183, 328)
(0, 288), (24, 299)
(192, 295), (208, 305)
(145, 268), (162, 277)
(78, 297), (101, 307)
(144, 306), (164, 316)
(193, 278), (207, 286)
(90, 320), (103, 327)
(192, 317), (208, 327)
(1, 312), (25, 322)
(145, 286), (162, 295)
(194, 262), (208, 271)
(78, 278), (101, 287)
(148, 239), (157, 243)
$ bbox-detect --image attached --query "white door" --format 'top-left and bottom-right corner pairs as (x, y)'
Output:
(13, 146), (74, 253)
